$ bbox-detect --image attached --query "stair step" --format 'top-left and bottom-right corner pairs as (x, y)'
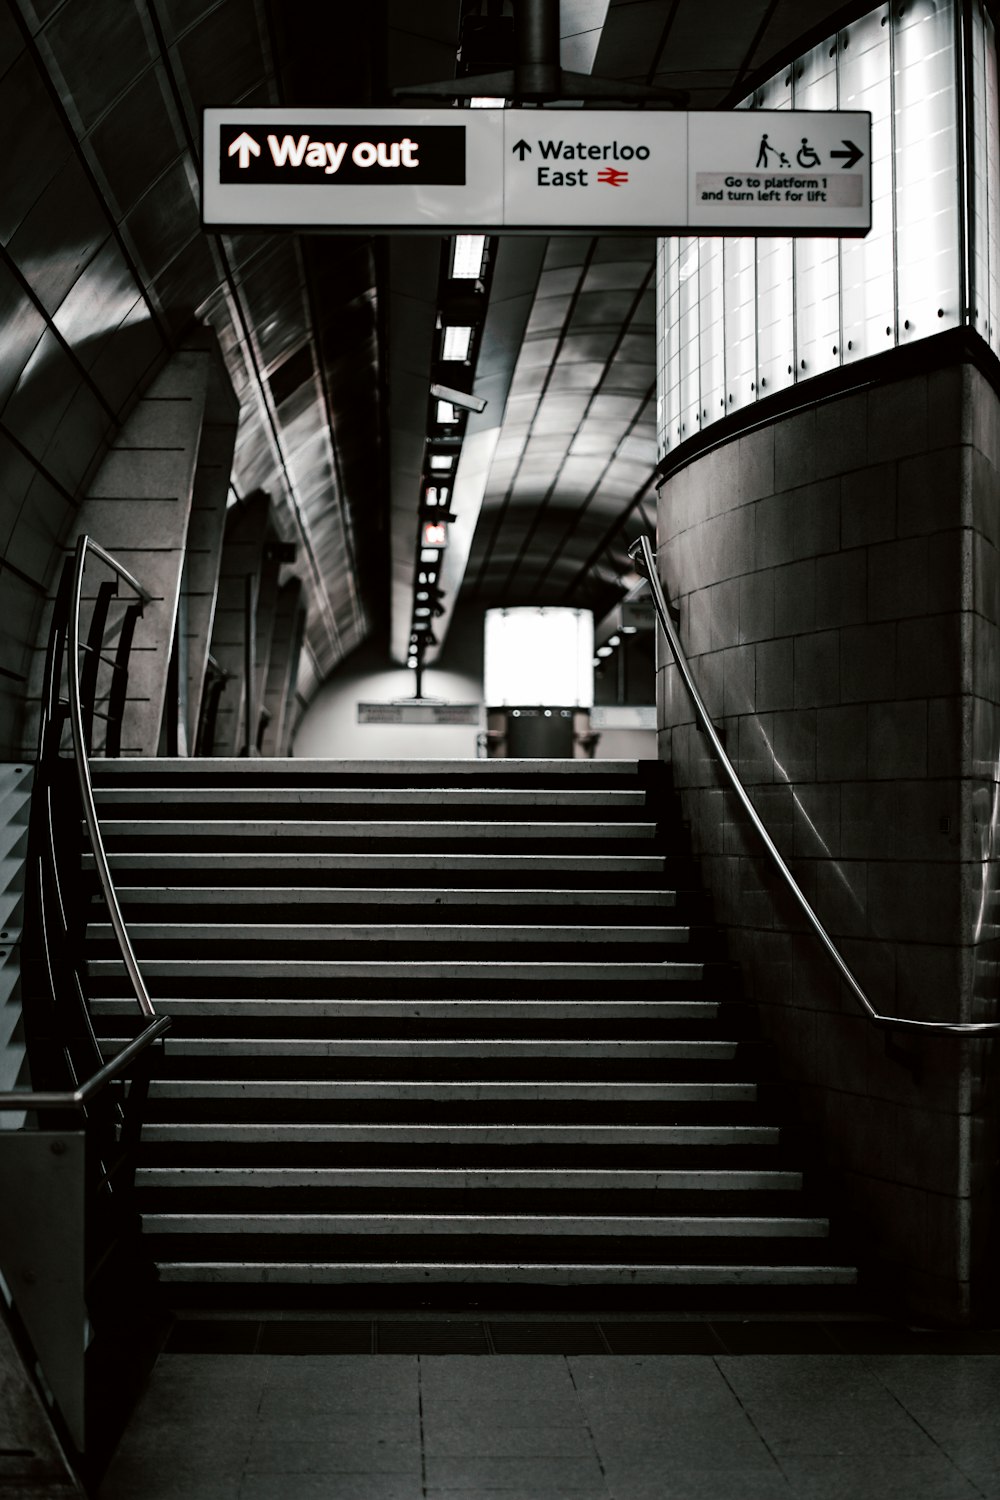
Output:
(143, 1123), (780, 1144)
(89, 922), (689, 946)
(154, 1262), (857, 1286)
(148, 1080), (757, 1102)
(90, 998), (722, 1020)
(80, 754), (856, 1301)
(93, 787), (649, 809)
(90, 757), (649, 780)
(94, 853), (670, 875)
(103, 1039), (739, 1059)
(97, 819), (657, 842)
(89, 960), (704, 981)
(111, 886), (678, 910)
(142, 1213), (829, 1238)
(135, 1167), (802, 1190)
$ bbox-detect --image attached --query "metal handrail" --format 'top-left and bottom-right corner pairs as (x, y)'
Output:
(629, 533), (1000, 1038)
(68, 536), (156, 1019)
(0, 1016), (171, 1111)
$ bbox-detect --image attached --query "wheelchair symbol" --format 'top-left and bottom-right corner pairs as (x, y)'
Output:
(797, 138), (821, 168)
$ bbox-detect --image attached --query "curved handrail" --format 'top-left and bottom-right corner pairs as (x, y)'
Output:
(67, 535), (156, 1019)
(0, 1015), (171, 1111)
(629, 533), (1000, 1038)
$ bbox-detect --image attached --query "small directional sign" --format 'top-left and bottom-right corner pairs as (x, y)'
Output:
(202, 108), (871, 236)
(687, 111), (870, 233)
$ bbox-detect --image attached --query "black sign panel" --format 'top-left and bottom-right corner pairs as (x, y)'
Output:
(219, 124), (466, 185)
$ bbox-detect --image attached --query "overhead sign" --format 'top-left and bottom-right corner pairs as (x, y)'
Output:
(203, 108), (871, 236)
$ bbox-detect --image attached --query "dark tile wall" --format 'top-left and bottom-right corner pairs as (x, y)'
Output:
(656, 359), (1000, 1325)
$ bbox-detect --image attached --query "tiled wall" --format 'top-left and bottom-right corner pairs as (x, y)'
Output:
(656, 357), (1000, 1324)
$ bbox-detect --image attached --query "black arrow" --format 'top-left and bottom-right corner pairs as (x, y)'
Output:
(830, 139), (863, 170)
(511, 138), (532, 160)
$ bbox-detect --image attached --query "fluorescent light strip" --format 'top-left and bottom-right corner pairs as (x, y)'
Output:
(451, 234), (486, 279)
(442, 325), (473, 361)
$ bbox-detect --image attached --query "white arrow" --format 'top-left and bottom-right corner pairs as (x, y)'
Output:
(227, 132), (261, 169)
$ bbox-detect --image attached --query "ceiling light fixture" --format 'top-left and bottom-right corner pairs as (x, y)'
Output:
(442, 325), (473, 361)
(451, 234), (487, 279)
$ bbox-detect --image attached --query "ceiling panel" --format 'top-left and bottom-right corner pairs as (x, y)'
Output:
(1, 0), (872, 711)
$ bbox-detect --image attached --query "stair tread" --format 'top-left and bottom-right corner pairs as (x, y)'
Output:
(112, 886), (678, 907)
(144, 1123), (780, 1141)
(90, 959), (705, 978)
(97, 819), (658, 839)
(90, 757), (648, 777)
(148, 1080), (757, 1100)
(135, 1168), (802, 1188)
(82, 755), (857, 1300)
(94, 787), (649, 807)
(143, 1213), (829, 1236)
(155, 1263), (858, 1285)
(94, 853), (671, 870)
(90, 922), (690, 943)
(103, 1039), (740, 1057)
(90, 998), (722, 1017)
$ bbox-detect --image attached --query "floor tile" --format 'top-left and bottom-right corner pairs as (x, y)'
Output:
(711, 1321), (841, 1355)
(599, 1323), (724, 1355)
(250, 1406), (421, 1442)
(422, 1422), (594, 1458)
(420, 1354), (582, 1424)
(244, 1435), (421, 1475)
(425, 1492), (609, 1500)
(240, 1475), (417, 1500)
(100, 1457), (245, 1500)
(97, 1343), (1000, 1500)
(256, 1353), (420, 1418)
(424, 1454), (607, 1491)
(716, 1355), (938, 1457)
(569, 1355), (766, 1448)
(605, 1472), (793, 1500)
(776, 1452), (984, 1498)
(860, 1355), (1000, 1493)
(598, 1440), (779, 1475)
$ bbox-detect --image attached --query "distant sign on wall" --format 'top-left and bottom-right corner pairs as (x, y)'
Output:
(357, 702), (482, 726)
(590, 705), (657, 730)
(203, 108), (871, 237)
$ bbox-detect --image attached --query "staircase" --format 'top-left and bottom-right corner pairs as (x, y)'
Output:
(86, 757), (857, 1303)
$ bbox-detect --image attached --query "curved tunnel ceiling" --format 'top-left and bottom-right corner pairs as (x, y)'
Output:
(0, 0), (874, 726)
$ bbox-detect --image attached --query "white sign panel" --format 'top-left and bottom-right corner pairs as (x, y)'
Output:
(502, 113), (688, 229)
(688, 111), (870, 233)
(203, 108), (504, 229)
(202, 108), (870, 236)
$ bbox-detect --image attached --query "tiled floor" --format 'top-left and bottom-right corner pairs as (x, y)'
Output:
(98, 1320), (1000, 1500)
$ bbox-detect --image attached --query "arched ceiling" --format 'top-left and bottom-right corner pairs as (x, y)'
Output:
(1, 0), (867, 718)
